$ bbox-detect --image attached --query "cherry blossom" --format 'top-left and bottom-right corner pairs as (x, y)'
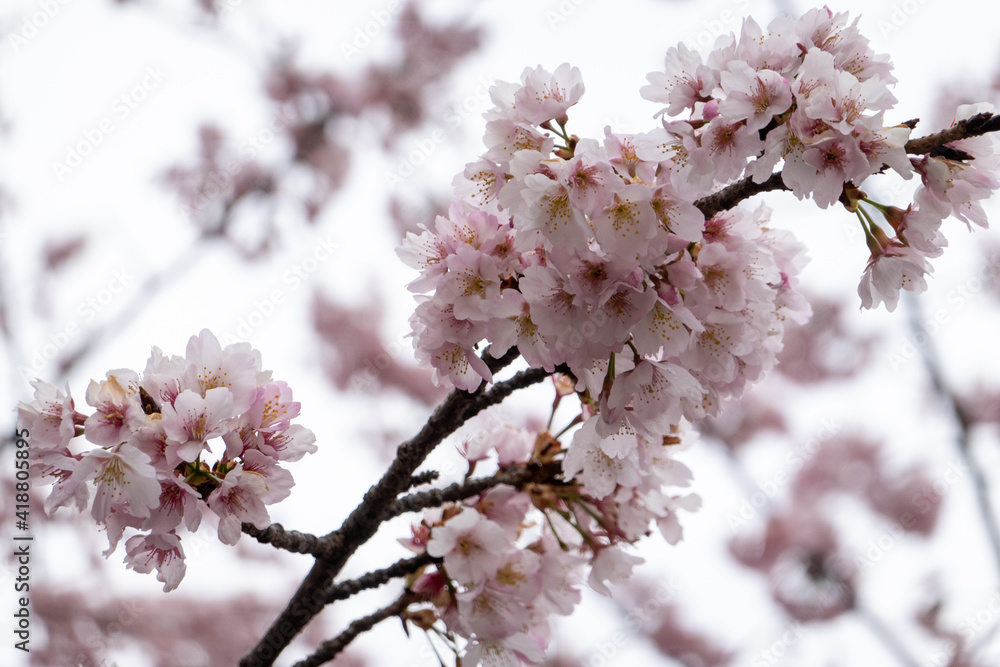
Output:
(17, 379), (80, 454)
(17, 329), (317, 589)
(426, 507), (508, 584)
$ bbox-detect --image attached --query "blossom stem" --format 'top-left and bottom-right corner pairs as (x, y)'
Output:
(552, 414), (582, 440)
(542, 510), (571, 551)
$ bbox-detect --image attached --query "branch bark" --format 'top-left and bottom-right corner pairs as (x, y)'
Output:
(241, 522), (323, 556)
(903, 112), (1000, 156)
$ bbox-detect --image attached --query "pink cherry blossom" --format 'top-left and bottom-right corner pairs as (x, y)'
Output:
(84, 371), (145, 447)
(718, 62), (792, 132)
(17, 379), (79, 452)
(426, 507), (508, 584)
(641, 43), (716, 117)
(72, 443), (161, 522)
(511, 63), (584, 126)
(123, 532), (187, 592)
(256, 423), (318, 462)
(588, 547), (644, 597)
(160, 387), (235, 464)
(245, 381), (300, 433)
(183, 328), (260, 413)
(858, 235), (931, 311)
(208, 463), (271, 545)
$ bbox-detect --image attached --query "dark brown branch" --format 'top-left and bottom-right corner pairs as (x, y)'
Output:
(407, 470), (440, 489)
(694, 171), (790, 220)
(387, 461), (564, 519)
(904, 112), (1000, 156)
(292, 591), (421, 667)
(324, 553), (437, 604)
(242, 522), (323, 556)
(692, 112), (1000, 221)
(241, 353), (551, 667)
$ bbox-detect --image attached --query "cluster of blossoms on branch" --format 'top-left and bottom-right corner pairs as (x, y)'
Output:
(642, 7), (1000, 312)
(641, 7), (998, 311)
(393, 7), (1000, 664)
(399, 417), (699, 664)
(855, 103), (999, 309)
(16, 330), (317, 591)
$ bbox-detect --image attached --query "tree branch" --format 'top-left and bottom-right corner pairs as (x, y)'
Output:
(324, 553), (437, 604)
(240, 352), (552, 667)
(693, 112), (1000, 221)
(904, 112), (1000, 156)
(387, 461), (565, 519)
(694, 171), (789, 220)
(292, 591), (421, 667)
(242, 522), (324, 556)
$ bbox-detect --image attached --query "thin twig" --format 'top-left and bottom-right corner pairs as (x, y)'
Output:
(324, 553), (436, 604)
(292, 591), (420, 667)
(387, 461), (564, 519)
(408, 470), (440, 489)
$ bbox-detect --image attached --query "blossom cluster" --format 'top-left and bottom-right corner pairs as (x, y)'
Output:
(636, 7), (998, 310)
(641, 8), (909, 206)
(16, 329), (317, 591)
(401, 419), (698, 664)
(398, 15), (817, 518)
(856, 103), (1000, 309)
